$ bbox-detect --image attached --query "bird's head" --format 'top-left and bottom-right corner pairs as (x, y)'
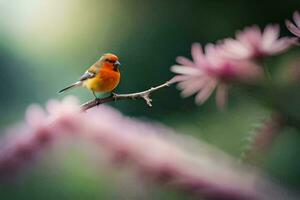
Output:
(99, 53), (121, 71)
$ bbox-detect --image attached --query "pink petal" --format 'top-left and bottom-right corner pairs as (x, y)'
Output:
(262, 24), (279, 50)
(271, 37), (294, 54)
(221, 39), (250, 59)
(177, 77), (204, 91)
(180, 78), (209, 97)
(238, 26), (262, 48)
(171, 65), (202, 75)
(293, 11), (300, 28)
(176, 56), (194, 66)
(170, 75), (191, 83)
(204, 44), (222, 63)
(195, 79), (217, 104)
(286, 20), (300, 37)
(191, 43), (205, 65)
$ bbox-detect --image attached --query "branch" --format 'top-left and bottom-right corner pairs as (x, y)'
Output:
(81, 80), (173, 111)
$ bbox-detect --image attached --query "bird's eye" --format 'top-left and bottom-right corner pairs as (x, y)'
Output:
(105, 59), (114, 63)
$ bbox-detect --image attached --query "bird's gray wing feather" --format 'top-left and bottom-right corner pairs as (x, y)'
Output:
(79, 71), (95, 81)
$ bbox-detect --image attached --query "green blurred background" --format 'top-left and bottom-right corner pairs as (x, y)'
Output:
(0, 0), (300, 199)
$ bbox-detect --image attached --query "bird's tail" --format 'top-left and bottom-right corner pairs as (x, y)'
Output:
(58, 81), (82, 94)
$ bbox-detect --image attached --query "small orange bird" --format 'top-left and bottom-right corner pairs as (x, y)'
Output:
(59, 53), (121, 97)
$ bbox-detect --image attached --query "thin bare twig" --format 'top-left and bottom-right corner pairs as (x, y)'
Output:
(81, 80), (173, 111)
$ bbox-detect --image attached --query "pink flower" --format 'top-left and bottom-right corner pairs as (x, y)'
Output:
(171, 43), (263, 108)
(220, 25), (297, 60)
(286, 11), (300, 37)
(171, 44), (217, 105)
(0, 97), (283, 199)
(0, 97), (82, 180)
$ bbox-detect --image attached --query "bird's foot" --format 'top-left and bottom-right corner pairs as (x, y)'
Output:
(112, 92), (117, 97)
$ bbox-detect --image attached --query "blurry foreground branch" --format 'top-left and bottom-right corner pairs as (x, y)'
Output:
(81, 80), (173, 111)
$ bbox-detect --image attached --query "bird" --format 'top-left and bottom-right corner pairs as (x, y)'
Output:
(58, 53), (121, 98)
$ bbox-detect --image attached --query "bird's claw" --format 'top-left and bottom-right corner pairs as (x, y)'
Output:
(95, 97), (100, 103)
(109, 92), (118, 98)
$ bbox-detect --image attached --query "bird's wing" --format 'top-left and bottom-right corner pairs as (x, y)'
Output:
(79, 70), (96, 81)
(78, 63), (100, 81)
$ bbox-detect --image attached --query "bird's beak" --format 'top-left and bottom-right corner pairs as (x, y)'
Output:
(114, 61), (121, 67)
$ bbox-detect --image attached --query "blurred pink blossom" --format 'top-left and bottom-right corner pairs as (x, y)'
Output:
(0, 97), (82, 179)
(0, 97), (288, 199)
(286, 11), (300, 37)
(171, 43), (263, 108)
(220, 25), (297, 60)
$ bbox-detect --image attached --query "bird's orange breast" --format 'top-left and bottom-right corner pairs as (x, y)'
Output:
(83, 68), (120, 93)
